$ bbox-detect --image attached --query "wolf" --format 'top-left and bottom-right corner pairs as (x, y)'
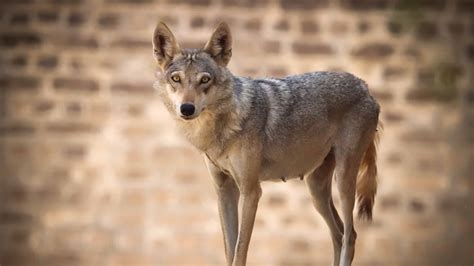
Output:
(152, 21), (381, 266)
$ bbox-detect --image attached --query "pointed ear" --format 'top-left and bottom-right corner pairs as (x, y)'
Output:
(152, 21), (180, 69)
(203, 22), (232, 66)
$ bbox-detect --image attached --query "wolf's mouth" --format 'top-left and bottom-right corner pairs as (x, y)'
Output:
(180, 115), (198, 121)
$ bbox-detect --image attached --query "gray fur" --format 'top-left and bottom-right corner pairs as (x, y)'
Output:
(152, 22), (380, 266)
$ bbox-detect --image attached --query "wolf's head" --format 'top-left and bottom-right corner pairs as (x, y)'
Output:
(152, 22), (233, 121)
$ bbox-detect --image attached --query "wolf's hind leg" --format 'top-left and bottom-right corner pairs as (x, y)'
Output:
(305, 149), (343, 266)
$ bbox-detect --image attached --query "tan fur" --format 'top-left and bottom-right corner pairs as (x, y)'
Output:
(356, 125), (381, 220)
(152, 21), (382, 266)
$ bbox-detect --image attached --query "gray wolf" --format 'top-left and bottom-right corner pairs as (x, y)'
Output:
(152, 21), (381, 266)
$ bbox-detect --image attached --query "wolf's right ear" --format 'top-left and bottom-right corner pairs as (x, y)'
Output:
(152, 22), (180, 69)
(204, 22), (232, 66)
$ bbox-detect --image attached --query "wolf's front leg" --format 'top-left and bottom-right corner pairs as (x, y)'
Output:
(232, 183), (262, 266)
(205, 157), (240, 265)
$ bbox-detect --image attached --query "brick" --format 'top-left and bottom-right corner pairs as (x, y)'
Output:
(267, 194), (286, 207)
(341, 0), (389, 10)
(111, 38), (149, 49)
(358, 20), (370, 33)
(58, 35), (99, 49)
(37, 10), (59, 23)
(37, 55), (58, 69)
(9, 12), (29, 25)
(53, 77), (99, 92)
(408, 198), (426, 213)
(275, 19), (289, 31)
(0, 210), (34, 224)
(122, 124), (157, 138)
(171, 0), (210, 6)
(222, 0), (267, 7)
(330, 21), (348, 35)
(447, 22), (464, 36)
(46, 122), (99, 134)
(35, 100), (55, 112)
(0, 123), (35, 135)
(244, 19), (261, 31)
(400, 128), (442, 144)
(11, 56), (28, 68)
(0, 32), (41, 47)
(383, 111), (404, 123)
(379, 194), (400, 210)
(65, 102), (82, 116)
(394, 0), (445, 10)
(63, 145), (86, 160)
(268, 67), (287, 77)
(292, 42), (334, 55)
(457, 0), (474, 13)
(68, 12), (86, 27)
(404, 46), (421, 59)
(383, 66), (407, 80)
(351, 43), (394, 59)
(264, 41), (280, 54)
(371, 90), (393, 102)
(0, 0), (33, 3)
(467, 44), (474, 60)
(111, 82), (153, 95)
(405, 87), (435, 102)
(387, 20), (402, 35)
(416, 21), (438, 40)
(48, 0), (83, 3)
(127, 104), (144, 117)
(0, 75), (40, 91)
(280, 0), (328, 10)
(98, 13), (120, 28)
(105, 0), (151, 3)
(417, 69), (434, 85)
(301, 20), (319, 34)
(190, 17), (205, 28)
(180, 40), (205, 49)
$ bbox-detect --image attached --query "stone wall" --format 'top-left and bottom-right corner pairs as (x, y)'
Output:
(0, 0), (472, 265)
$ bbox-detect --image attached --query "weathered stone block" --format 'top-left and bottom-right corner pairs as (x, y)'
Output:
(222, 0), (267, 7)
(53, 77), (99, 92)
(37, 10), (59, 23)
(274, 19), (289, 31)
(190, 17), (205, 28)
(0, 32), (41, 47)
(0, 75), (40, 91)
(341, 0), (389, 10)
(416, 21), (438, 40)
(301, 20), (319, 34)
(98, 13), (120, 28)
(111, 82), (153, 95)
(46, 122), (99, 134)
(351, 43), (394, 59)
(0, 123), (35, 135)
(292, 42), (334, 55)
(37, 55), (58, 69)
(280, 0), (328, 10)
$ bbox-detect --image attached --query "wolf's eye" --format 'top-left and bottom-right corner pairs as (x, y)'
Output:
(200, 76), (210, 84)
(171, 75), (181, 82)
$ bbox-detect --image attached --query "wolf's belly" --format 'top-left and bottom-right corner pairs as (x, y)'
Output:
(259, 140), (333, 182)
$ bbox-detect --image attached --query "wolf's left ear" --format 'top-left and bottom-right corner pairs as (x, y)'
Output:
(204, 22), (232, 66)
(153, 21), (180, 69)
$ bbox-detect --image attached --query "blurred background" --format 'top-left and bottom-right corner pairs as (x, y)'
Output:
(0, 0), (472, 265)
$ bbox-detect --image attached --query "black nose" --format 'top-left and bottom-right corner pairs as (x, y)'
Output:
(180, 103), (195, 117)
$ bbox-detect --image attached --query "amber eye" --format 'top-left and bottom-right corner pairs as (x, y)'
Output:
(200, 76), (210, 84)
(171, 75), (181, 82)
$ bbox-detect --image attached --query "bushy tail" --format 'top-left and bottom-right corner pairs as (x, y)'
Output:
(356, 125), (381, 221)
